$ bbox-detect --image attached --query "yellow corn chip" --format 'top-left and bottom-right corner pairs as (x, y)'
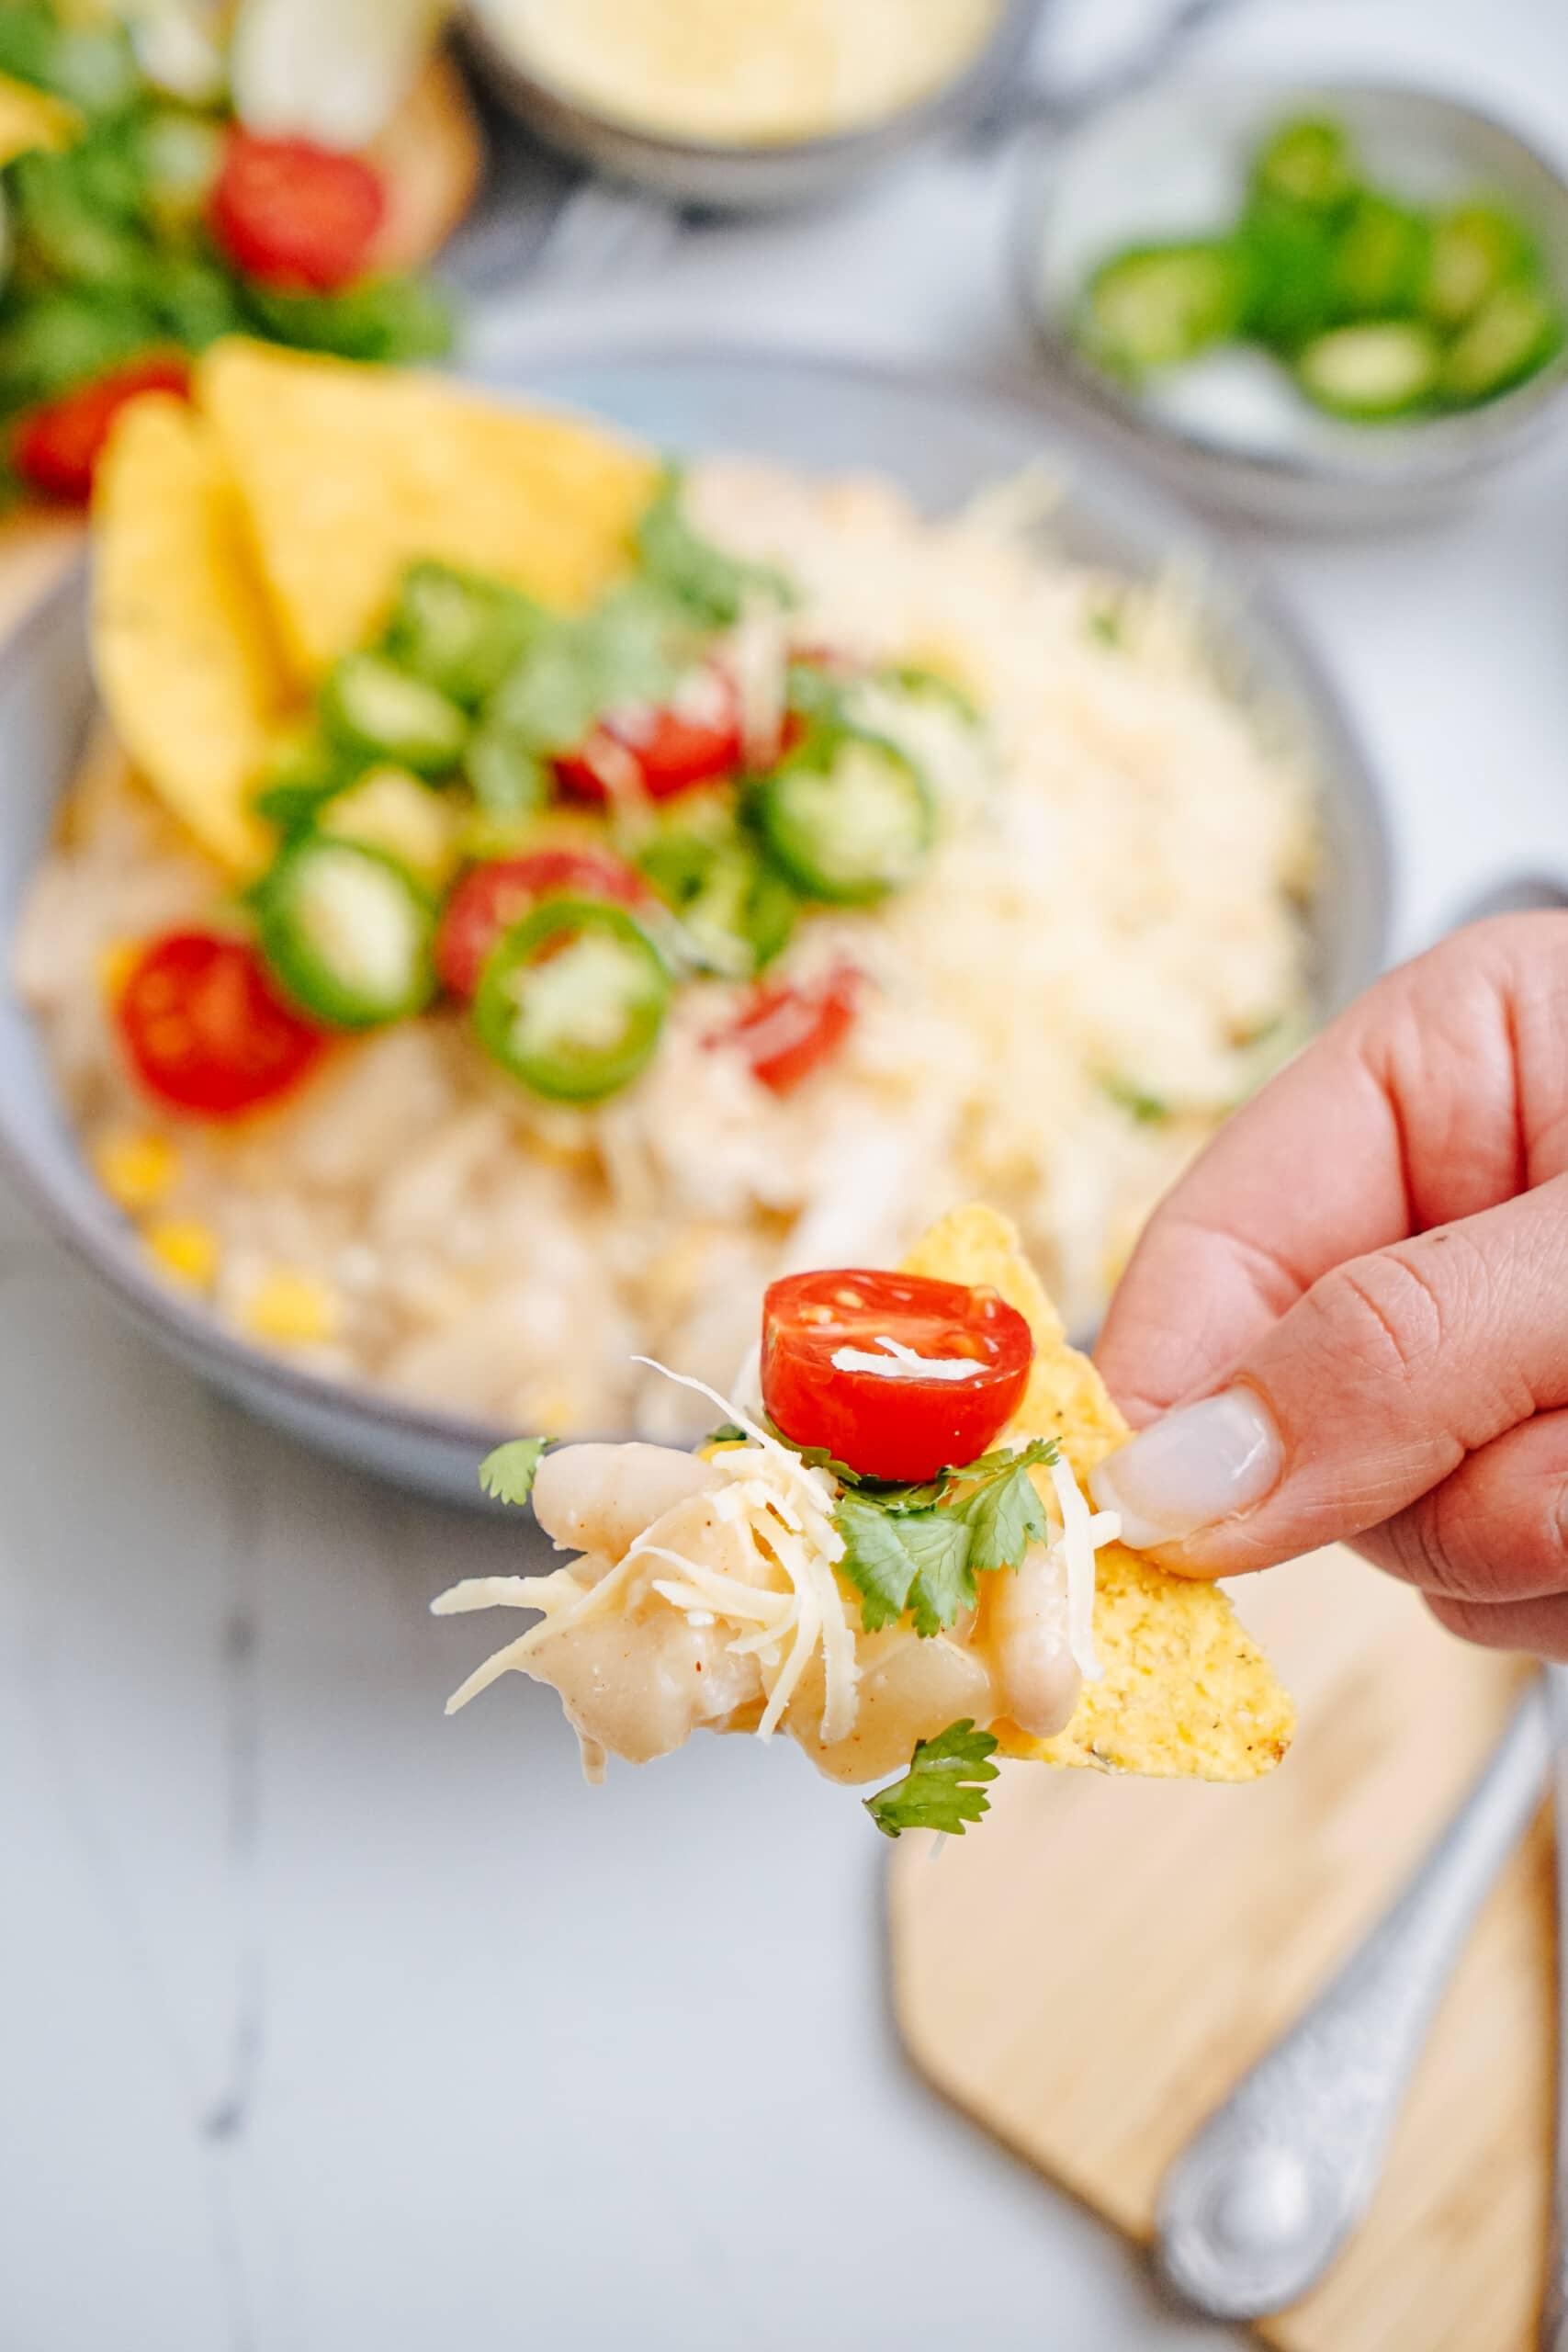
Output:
(195, 339), (660, 677)
(0, 71), (80, 165)
(901, 1204), (1293, 1781)
(91, 396), (286, 875)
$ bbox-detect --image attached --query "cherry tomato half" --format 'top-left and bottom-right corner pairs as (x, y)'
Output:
(434, 847), (652, 999)
(556, 664), (742, 804)
(12, 354), (192, 504)
(209, 130), (385, 292)
(116, 931), (327, 1119)
(714, 965), (860, 1095)
(761, 1270), (1034, 1483)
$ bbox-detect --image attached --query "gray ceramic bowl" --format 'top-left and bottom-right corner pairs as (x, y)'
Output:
(0, 348), (1388, 1506)
(1017, 78), (1568, 529)
(459, 0), (1040, 210)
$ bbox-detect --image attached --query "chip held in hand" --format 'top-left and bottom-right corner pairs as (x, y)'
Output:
(436, 1203), (1294, 1834)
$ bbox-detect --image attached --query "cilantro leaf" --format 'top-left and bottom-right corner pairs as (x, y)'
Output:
(835, 1496), (976, 1636)
(833, 1493), (922, 1630)
(636, 466), (794, 629)
(953, 1437), (1059, 1483)
(487, 594), (680, 756)
(963, 1460), (1049, 1577)
(784, 657), (853, 732)
(885, 662), (983, 729)
(1103, 1074), (1171, 1125)
(756, 1419), (1065, 1634)
(902, 1513), (978, 1636)
(863, 1720), (1000, 1840)
(478, 1437), (548, 1506)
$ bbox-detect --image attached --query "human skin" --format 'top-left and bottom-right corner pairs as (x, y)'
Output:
(1089, 913), (1568, 1658)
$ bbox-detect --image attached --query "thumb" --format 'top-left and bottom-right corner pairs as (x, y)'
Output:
(1089, 1174), (1568, 1577)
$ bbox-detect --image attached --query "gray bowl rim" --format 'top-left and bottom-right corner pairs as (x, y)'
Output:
(458, 0), (1039, 179)
(1014, 72), (1568, 493)
(0, 338), (1390, 1461)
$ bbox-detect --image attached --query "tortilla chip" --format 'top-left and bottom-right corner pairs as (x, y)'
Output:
(901, 1204), (1293, 1781)
(91, 397), (287, 876)
(0, 72), (79, 166)
(195, 339), (660, 677)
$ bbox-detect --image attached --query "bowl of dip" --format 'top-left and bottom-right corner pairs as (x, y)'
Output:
(460, 0), (1040, 209)
(0, 347), (1387, 1508)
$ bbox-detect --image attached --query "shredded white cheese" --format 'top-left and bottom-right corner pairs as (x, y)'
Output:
(434, 1357), (863, 1751)
(1049, 1456), (1118, 1683)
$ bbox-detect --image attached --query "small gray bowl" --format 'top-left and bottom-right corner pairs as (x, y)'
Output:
(1016, 78), (1568, 530)
(459, 0), (1040, 211)
(0, 348), (1388, 1507)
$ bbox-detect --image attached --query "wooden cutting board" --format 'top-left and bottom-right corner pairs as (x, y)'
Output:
(889, 1550), (1554, 2352)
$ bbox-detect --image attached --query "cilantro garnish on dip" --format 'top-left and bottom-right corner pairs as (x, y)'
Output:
(432, 1204), (1296, 1836)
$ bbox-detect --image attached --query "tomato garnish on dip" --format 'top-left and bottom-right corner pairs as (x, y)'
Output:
(209, 131), (386, 292)
(116, 931), (327, 1117)
(434, 848), (652, 999)
(761, 1270), (1034, 1483)
(12, 355), (192, 504)
(556, 664), (741, 803)
(718, 965), (860, 1094)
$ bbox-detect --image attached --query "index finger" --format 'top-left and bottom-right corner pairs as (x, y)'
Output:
(1093, 920), (1544, 1423)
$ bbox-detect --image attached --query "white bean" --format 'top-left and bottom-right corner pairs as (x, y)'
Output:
(532, 1442), (719, 1564)
(989, 1544), (1082, 1738)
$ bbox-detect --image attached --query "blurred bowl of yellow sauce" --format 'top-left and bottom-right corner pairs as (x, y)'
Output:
(461, 0), (1041, 209)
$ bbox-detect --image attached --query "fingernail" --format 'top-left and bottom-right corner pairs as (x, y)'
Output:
(1089, 1387), (1283, 1549)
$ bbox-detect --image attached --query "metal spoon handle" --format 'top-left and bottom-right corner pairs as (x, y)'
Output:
(1156, 1679), (1551, 2321)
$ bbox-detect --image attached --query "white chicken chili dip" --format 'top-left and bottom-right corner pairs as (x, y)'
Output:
(17, 456), (1316, 1440)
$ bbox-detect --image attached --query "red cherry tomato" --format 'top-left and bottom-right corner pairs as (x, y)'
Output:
(12, 354), (192, 503)
(434, 847), (652, 999)
(716, 966), (860, 1095)
(209, 130), (385, 291)
(762, 1270), (1034, 1483)
(116, 931), (327, 1119)
(556, 664), (741, 804)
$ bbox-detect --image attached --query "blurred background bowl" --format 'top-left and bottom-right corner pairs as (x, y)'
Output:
(458, 0), (1042, 210)
(1016, 78), (1568, 529)
(0, 347), (1388, 1506)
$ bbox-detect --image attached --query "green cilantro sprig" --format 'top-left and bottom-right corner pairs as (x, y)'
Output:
(886, 662), (984, 729)
(707, 1418), (1061, 1639)
(461, 474), (792, 815)
(835, 1496), (975, 1637)
(636, 465), (795, 628)
(833, 1441), (1058, 1636)
(478, 1437), (549, 1506)
(863, 1720), (1000, 1839)
(1102, 1073), (1172, 1125)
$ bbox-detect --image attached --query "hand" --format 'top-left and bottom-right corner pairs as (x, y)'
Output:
(1089, 912), (1568, 1657)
